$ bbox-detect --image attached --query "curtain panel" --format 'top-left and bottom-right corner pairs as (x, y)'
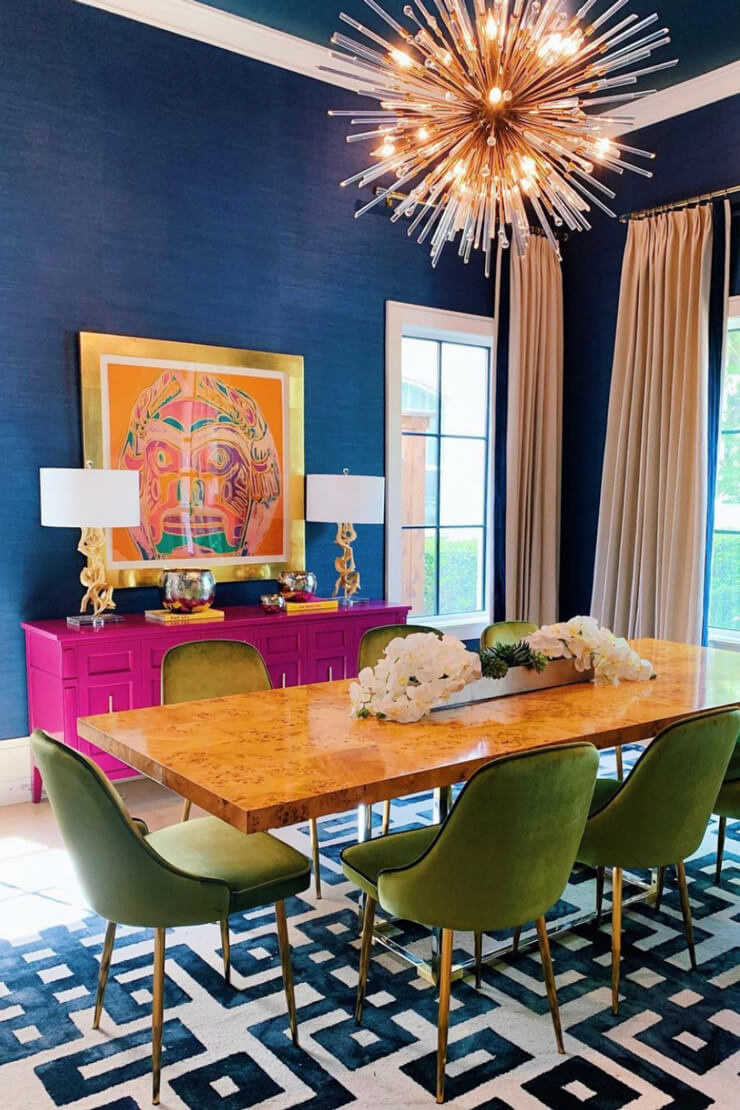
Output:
(505, 235), (563, 625)
(591, 205), (714, 643)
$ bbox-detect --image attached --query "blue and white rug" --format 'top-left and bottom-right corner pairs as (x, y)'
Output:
(1, 747), (738, 1109)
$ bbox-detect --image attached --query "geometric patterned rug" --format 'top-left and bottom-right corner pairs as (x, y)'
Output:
(1, 747), (738, 1109)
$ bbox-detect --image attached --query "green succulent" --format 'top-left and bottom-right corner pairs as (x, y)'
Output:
(479, 640), (549, 680)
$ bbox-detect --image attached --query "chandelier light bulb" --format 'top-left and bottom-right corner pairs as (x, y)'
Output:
(329, 0), (674, 270)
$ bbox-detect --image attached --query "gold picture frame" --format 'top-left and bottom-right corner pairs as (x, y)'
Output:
(80, 332), (305, 588)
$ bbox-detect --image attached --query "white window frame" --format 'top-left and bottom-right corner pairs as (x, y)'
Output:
(385, 300), (496, 641)
(708, 293), (740, 651)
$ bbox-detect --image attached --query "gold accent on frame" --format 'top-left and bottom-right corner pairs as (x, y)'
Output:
(80, 332), (305, 588)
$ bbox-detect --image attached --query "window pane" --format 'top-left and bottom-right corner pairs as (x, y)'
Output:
(441, 343), (488, 437)
(721, 326), (740, 426)
(402, 338), (439, 434)
(439, 528), (484, 615)
(402, 434), (438, 526)
(708, 531), (740, 633)
(402, 528), (436, 617)
(439, 439), (486, 525)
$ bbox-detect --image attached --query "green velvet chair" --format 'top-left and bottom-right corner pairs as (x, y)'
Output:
(341, 743), (599, 1103)
(162, 639), (323, 898)
(577, 708), (739, 1016)
(480, 620), (537, 649)
(358, 624), (442, 836)
(714, 736), (740, 883)
(31, 729), (310, 1105)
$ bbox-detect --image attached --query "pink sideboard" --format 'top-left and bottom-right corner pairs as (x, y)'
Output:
(22, 601), (410, 801)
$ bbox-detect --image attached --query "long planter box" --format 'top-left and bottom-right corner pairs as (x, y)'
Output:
(435, 658), (591, 712)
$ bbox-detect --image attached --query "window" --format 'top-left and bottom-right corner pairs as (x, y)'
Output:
(708, 297), (740, 642)
(386, 303), (495, 639)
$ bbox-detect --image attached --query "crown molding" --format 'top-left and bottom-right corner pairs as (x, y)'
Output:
(75, 0), (740, 131)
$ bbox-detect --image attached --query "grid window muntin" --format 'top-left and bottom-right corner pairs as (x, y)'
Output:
(401, 336), (491, 619)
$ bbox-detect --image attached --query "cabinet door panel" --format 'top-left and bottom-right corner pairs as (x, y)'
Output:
(267, 659), (302, 689)
(78, 679), (138, 774)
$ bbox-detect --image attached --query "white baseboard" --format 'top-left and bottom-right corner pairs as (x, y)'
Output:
(0, 736), (33, 807)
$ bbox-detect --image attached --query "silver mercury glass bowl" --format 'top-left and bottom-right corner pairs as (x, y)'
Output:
(159, 568), (216, 613)
(260, 593), (287, 614)
(277, 570), (318, 602)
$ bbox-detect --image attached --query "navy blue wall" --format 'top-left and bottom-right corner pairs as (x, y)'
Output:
(0, 0), (492, 739)
(560, 93), (740, 618)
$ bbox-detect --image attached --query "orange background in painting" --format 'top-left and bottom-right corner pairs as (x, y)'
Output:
(105, 361), (286, 562)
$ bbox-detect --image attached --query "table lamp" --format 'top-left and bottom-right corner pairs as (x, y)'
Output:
(306, 470), (385, 602)
(40, 466), (140, 627)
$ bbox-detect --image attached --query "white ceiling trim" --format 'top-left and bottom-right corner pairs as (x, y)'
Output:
(76, 0), (740, 129)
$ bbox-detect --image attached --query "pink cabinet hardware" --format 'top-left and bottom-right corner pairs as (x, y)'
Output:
(22, 602), (409, 801)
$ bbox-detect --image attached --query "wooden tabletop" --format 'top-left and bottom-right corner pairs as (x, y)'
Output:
(78, 639), (740, 833)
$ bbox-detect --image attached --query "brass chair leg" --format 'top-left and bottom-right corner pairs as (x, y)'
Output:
(355, 895), (376, 1024)
(474, 931), (483, 989)
(535, 917), (564, 1054)
(655, 865), (667, 913)
(716, 816), (726, 885)
(611, 867), (623, 1016)
(595, 867), (605, 926)
(512, 925), (522, 956)
(152, 927), (166, 1105)
(220, 918), (231, 985)
(436, 928), (454, 1104)
(93, 920), (117, 1029)
(309, 818), (322, 899)
(676, 860), (697, 970)
(615, 745), (624, 781)
(181, 798), (192, 822)
(381, 799), (392, 836)
(275, 900), (299, 1045)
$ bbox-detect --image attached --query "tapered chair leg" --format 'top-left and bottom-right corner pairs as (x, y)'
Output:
(512, 925), (522, 956)
(181, 798), (192, 822)
(595, 867), (605, 926)
(436, 929), (454, 1104)
(474, 931), (483, 989)
(93, 920), (117, 1029)
(381, 799), (392, 836)
(611, 867), (623, 1016)
(655, 865), (667, 913)
(275, 901), (299, 1045)
(152, 928), (166, 1105)
(615, 745), (624, 781)
(535, 917), (564, 1053)
(309, 818), (322, 899)
(220, 918), (231, 985)
(355, 896), (376, 1024)
(676, 860), (697, 970)
(716, 816), (726, 885)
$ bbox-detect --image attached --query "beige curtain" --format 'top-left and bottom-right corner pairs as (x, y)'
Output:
(591, 205), (713, 643)
(505, 235), (563, 624)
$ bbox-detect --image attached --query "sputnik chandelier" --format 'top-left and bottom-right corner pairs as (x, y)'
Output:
(328, 0), (675, 270)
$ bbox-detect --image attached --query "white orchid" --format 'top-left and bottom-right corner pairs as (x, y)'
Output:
(527, 617), (654, 687)
(350, 632), (481, 722)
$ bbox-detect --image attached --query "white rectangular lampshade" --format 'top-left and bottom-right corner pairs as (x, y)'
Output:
(40, 468), (140, 529)
(306, 473), (385, 525)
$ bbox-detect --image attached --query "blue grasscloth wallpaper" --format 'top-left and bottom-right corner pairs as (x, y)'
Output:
(560, 93), (740, 619)
(0, 0), (492, 739)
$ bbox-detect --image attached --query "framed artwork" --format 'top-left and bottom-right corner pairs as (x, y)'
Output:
(79, 332), (305, 587)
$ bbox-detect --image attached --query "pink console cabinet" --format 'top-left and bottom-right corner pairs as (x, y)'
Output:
(22, 601), (409, 802)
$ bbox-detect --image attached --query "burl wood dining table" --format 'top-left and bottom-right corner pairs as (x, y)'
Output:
(78, 638), (740, 979)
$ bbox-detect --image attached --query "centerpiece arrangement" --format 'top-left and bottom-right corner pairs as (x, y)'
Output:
(350, 617), (655, 723)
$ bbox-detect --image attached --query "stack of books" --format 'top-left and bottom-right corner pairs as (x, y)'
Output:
(284, 598), (339, 615)
(145, 608), (226, 625)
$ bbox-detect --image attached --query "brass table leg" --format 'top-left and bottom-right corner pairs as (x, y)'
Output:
(431, 787), (452, 983)
(93, 920), (116, 1029)
(655, 865), (666, 913)
(381, 799), (392, 836)
(181, 799), (192, 822)
(615, 745), (624, 781)
(220, 918), (231, 985)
